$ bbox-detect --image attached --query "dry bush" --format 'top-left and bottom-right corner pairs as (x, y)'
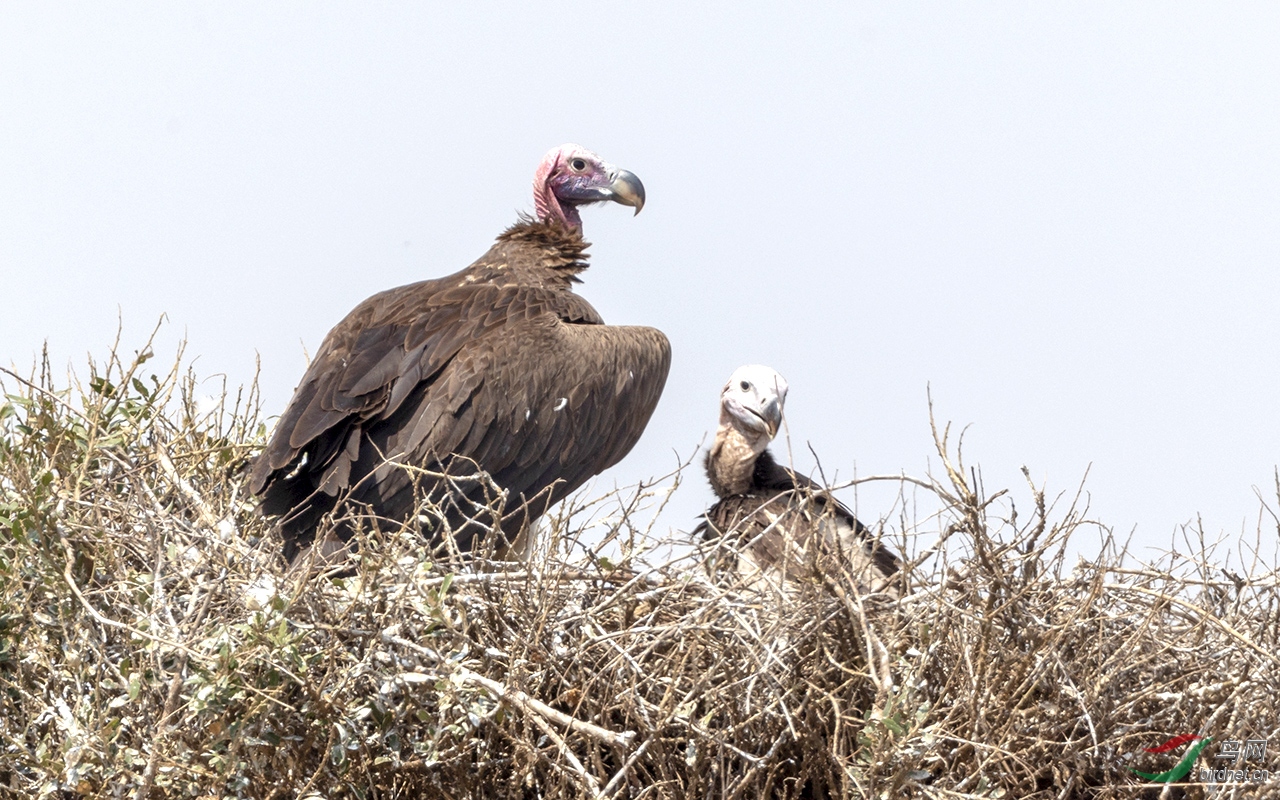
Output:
(1, 335), (1277, 799)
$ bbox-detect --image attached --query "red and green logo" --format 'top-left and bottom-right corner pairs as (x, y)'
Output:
(1131, 735), (1213, 782)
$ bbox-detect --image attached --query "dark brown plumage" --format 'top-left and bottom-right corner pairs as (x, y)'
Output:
(695, 365), (899, 590)
(250, 146), (669, 562)
(698, 450), (901, 586)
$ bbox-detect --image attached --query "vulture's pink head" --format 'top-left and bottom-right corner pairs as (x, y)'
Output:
(533, 144), (645, 229)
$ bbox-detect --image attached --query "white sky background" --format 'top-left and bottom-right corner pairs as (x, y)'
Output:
(2, 4), (1278, 565)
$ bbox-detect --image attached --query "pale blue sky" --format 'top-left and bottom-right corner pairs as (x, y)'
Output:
(3, 4), (1278, 562)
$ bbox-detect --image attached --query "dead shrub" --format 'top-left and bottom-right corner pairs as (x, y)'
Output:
(1, 333), (1276, 799)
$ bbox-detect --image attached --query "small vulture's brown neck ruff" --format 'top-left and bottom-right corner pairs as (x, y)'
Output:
(706, 414), (771, 497)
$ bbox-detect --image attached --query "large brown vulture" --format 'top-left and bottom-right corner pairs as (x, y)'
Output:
(250, 144), (670, 563)
(695, 365), (899, 592)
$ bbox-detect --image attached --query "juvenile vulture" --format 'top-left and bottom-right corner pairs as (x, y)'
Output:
(695, 365), (899, 592)
(250, 144), (670, 563)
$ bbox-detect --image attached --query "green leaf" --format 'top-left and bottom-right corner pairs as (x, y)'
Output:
(89, 377), (116, 398)
(882, 715), (907, 737)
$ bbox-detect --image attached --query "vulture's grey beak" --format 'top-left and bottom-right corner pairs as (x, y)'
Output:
(726, 394), (783, 439)
(759, 398), (783, 439)
(608, 169), (646, 215)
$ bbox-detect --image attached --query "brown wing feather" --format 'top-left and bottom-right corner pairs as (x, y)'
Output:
(250, 254), (669, 559)
(323, 316), (668, 554)
(697, 450), (900, 588)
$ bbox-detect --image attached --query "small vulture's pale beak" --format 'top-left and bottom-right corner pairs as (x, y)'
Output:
(607, 169), (645, 215)
(725, 394), (783, 439)
(758, 398), (783, 439)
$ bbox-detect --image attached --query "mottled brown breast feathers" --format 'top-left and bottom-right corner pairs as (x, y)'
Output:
(698, 450), (901, 586)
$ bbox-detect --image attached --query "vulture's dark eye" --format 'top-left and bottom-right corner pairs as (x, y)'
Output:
(571, 158), (588, 171)
(739, 380), (751, 392)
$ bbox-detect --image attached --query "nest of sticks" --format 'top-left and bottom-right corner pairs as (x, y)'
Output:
(1, 337), (1277, 799)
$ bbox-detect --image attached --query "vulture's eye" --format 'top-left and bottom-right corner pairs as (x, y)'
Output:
(570, 158), (588, 171)
(739, 380), (751, 392)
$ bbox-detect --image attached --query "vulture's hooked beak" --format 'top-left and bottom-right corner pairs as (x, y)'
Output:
(759, 398), (783, 439)
(607, 169), (645, 215)
(726, 395), (783, 439)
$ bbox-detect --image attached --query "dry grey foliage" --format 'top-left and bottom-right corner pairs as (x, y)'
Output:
(1, 333), (1278, 800)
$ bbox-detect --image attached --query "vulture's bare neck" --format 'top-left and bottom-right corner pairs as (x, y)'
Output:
(706, 422), (768, 497)
(533, 188), (583, 230)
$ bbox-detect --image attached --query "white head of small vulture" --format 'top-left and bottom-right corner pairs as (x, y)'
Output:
(250, 144), (669, 563)
(696, 365), (900, 591)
